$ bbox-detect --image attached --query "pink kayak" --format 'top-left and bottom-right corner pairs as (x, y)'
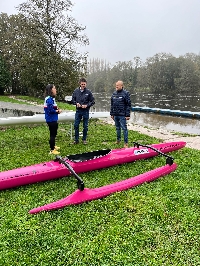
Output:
(0, 141), (186, 190)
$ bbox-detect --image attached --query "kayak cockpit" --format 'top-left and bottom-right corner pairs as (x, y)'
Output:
(64, 149), (111, 162)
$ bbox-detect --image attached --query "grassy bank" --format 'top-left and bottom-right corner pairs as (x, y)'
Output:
(0, 95), (76, 111)
(0, 97), (199, 265)
(0, 122), (199, 265)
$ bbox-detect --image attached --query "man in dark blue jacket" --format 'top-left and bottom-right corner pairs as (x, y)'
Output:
(72, 78), (95, 144)
(110, 80), (131, 148)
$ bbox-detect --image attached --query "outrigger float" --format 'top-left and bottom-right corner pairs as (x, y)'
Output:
(29, 160), (177, 214)
(29, 141), (185, 214)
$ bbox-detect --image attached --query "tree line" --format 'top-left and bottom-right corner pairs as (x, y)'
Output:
(86, 53), (200, 94)
(0, 0), (88, 99)
(1, 1), (200, 99)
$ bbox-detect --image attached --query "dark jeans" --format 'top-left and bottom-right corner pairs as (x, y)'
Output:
(74, 109), (89, 142)
(114, 116), (128, 143)
(47, 121), (58, 150)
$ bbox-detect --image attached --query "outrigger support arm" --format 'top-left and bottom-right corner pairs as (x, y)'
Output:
(133, 142), (174, 166)
(55, 156), (84, 191)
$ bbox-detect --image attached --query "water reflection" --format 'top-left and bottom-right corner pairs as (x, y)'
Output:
(130, 112), (200, 134)
(93, 92), (200, 134)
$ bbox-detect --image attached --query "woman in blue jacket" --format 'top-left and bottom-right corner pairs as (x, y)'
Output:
(44, 84), (62, 154)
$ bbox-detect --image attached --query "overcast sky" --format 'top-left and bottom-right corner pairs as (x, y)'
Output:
(1, 0), (200, 64)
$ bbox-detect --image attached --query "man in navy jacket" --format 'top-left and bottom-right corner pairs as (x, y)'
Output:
(110, 80), (131, 148)
(72, 78), (95, 144)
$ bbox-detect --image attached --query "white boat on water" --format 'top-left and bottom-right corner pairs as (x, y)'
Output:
(0, 111), (110, 126)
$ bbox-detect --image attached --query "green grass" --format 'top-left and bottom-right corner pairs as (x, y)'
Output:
(0, 120), (200, 265)
(0, 95), (27, 104)
(170, 131), (199, 137)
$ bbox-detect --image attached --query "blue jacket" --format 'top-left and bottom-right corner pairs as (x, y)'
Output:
(44, 96), (58, 122)
(72, 87), (95, 110)
(110, 89), (131, 117)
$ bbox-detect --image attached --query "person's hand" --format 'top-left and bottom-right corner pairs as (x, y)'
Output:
(126, 117), (130, 120)
(57, 108), (62, 114)
(77, 103), (81, 108)
(82, 105), (87, 108)
(111, 116), (114, 120)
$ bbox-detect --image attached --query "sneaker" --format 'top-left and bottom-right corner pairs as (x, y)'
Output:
(124, 143), (128, 148)
(83, 140), (87, 145)
(115, 140), (121, 144)
(49, 149), (60, 155)
(73, 141), (79, 144)
(54, 146), (60, 150)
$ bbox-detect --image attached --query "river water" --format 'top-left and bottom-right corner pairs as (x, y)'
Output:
(1, 93), (200, 134)
(92, 92), (200, 134)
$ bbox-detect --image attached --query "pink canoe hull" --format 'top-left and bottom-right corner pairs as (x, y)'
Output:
(0, 141), (186, 190)
(29, 163), (177, 214)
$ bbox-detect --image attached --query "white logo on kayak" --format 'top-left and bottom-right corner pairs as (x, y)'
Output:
(134, 149), (149, 155)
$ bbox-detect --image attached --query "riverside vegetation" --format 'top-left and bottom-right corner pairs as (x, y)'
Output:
(0, 96), (199, 266)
